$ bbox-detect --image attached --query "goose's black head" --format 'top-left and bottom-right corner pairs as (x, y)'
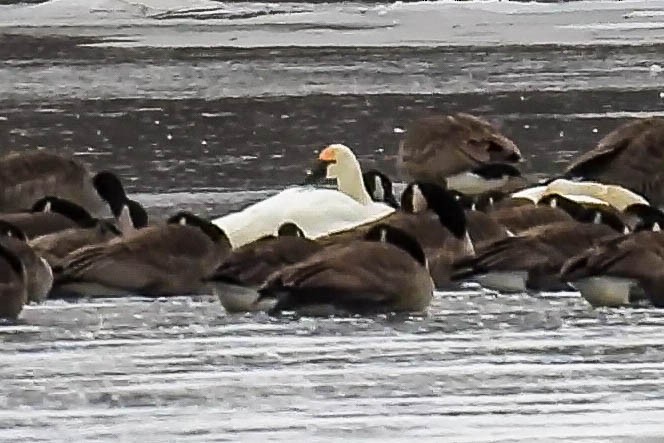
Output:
(167, 211), (230, 245)
(126, 199), (149, 229)
(538, 193), (587, 219)
(31, 196), (97, 228)
(589, 207), (629, 233)
(362, 169), (399, 208)
(0, 242), (25, 278)
(624, 204), (664, 232)
(365, 224), (426, 267)
(277, 222), (306, 238)
(471, 163), (522, 180)
(92, 171), (128, 217)
(474, 190), (509, 212)
(401, 182), (467, 239)
(447, 190), (475, 210)
(0, 220), (27, 242)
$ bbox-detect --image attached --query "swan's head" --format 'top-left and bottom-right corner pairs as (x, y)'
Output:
(303, 144), (357, 184)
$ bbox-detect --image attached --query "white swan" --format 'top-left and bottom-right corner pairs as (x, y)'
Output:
(212, 144), (396, 248)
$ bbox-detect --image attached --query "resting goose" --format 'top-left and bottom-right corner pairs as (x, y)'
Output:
(0, 196), (99, 239)
(0, 150), (120, 216)
(564, 117), (664, 206)
(0, 242), (27, 320)
(0, 221), (53, 303)
(452, 204), (627, 293)
(561, 229), (664, 307)
(317, 182), (472, 288)
(53, 212), (231, 298)
(212, 144), (395, 248)
(397, 113), (522, 188)
(29, 220), (121, 269)
(212, 222), (324, 313)
(257, 224), (434, 316)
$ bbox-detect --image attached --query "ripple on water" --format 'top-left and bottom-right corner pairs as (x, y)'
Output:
(1, 291), (664, 441)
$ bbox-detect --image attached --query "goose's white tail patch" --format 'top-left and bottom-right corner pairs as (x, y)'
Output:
(572, 277), (635, 307)
(476, 271), (528, 293)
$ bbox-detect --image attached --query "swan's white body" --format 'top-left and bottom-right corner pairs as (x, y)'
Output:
(212, 144), (396, 248)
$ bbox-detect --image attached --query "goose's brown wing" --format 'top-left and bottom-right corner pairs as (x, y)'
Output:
(398, 113), (520, 182)
(464, 210), (510, 249)
(565, 118), (664, 203)
(261, 243), (422, 312)
(0, 151), (100, 213)
(58, 225), (221, 292)
(488, 206), (573, 233)
(213, 237), (323, 286)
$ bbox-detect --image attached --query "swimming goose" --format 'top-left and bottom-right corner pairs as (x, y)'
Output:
(0, 196), (98, 239)
(397, 113), (522, 188)
(212, 144), (395, 248)
(564, 117), (664, 206)
(53, 212), (231, 298)
(257, 224), (434, 316)
(212, 222), (324, 313)
(0, 221), (53, 303)
(561, 229), (664, 307)
(453, 204), (628, 293)
(0, 150), (120, 216)
(318, 181), (473, 288)
(0, 242), (27, 320)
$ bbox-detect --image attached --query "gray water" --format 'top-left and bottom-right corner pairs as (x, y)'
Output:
(2, 0), (664, 441)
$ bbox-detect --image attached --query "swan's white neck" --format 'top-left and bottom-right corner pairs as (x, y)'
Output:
(335, 154), (372, 204)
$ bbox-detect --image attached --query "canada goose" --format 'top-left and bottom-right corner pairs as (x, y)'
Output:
(257, 224), (434, 316)
(397, 113), (522, 188)
(0, 242), (27, 320)
(29, 220), (122, 269)
(318, 181), (472, 288)
(453, 205), (628, 293)
(486, 195), (575, 234)
(621, 204), (664, 232)
(0, 196), (98, 239)
(564, 117), (664, 206)
(0, 221), (53, 303)
(212, 222), (324, 313)
(213, 222), (322, 288)
(0, 150), (118, 215)
(560, 230), (664, 307)
(446, 163), (528, 196)
(53, 212), (231, 298)
(92, 171), (149, 234)
(213, 144), (395, 248)
(362, 169), (399, 208)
